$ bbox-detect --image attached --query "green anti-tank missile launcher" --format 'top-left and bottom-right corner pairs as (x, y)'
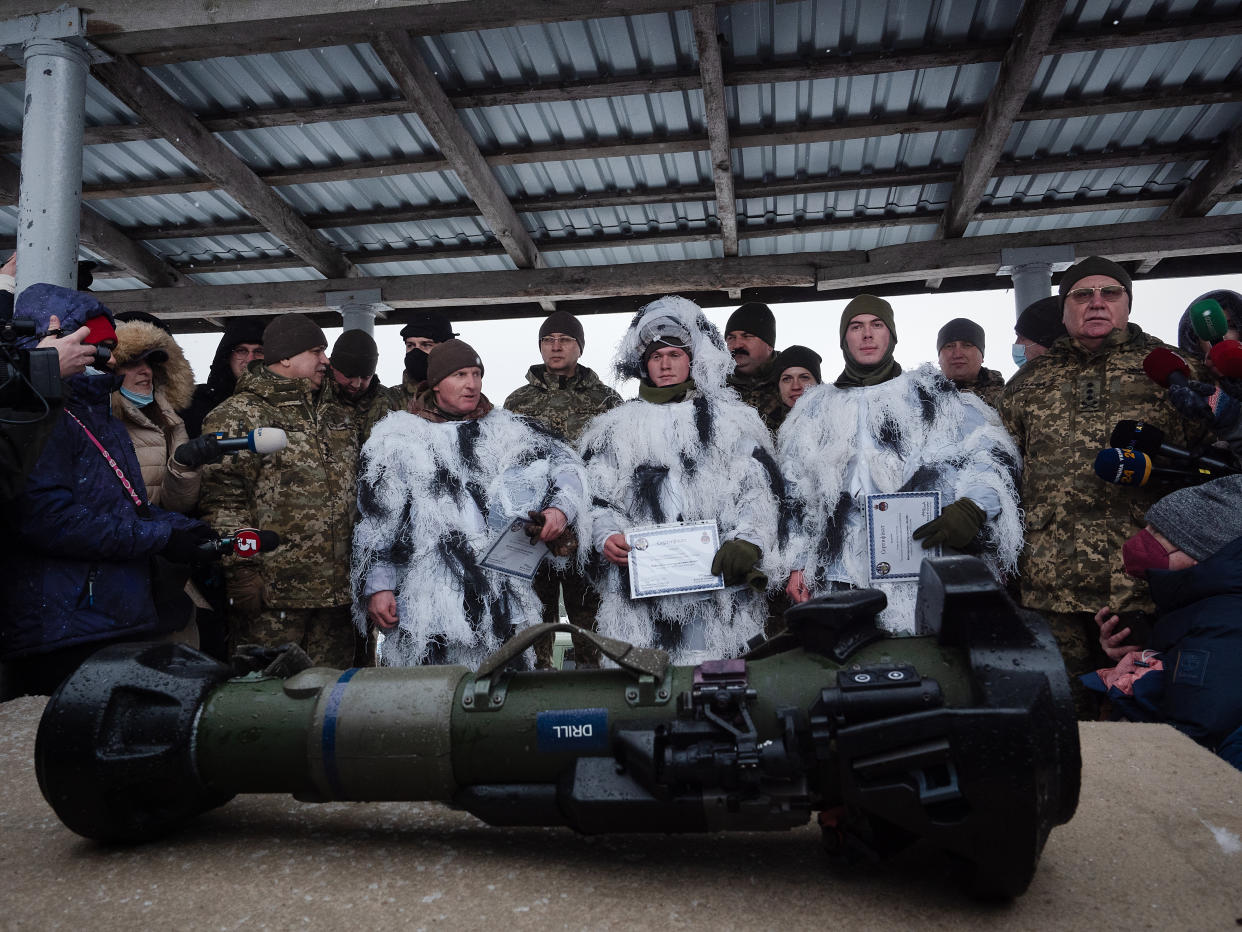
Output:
(35, 556), (1080, 899)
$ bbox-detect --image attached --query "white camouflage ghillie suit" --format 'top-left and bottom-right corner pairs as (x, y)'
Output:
(579, 296), (784, 663)
(779, 363), (1023, 633)
(352, 402), (590, 668)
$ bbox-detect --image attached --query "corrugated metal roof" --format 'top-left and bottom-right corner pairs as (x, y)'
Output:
(1, 0), (1239, 315)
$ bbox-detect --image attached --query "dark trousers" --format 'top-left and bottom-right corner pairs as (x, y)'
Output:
(531, 562), (601, 668)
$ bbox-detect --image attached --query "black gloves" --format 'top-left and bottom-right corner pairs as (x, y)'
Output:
(711, 539), (767, 592)
(161, 525), (219, 564)
(912, 498), (986, 550)
(173, 433), (222, 469)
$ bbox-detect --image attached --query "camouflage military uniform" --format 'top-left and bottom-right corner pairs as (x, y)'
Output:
(504, 364), (621, 667)
(953, 367), (1006, 409)
(503, 364), (622, 444)
(385, 370), (421, 413)
(727, 351), (784, 432)
(326, 375), (392, 443)
(1000, 325), (1210, 714)
(200, 365), (359, 667)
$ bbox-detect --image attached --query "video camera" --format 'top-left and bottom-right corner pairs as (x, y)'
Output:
(0, 318), (62, 415)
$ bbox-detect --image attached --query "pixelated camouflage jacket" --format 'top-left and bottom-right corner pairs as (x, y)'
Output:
(1000, 324), (1211, 615)
(325, 374), (391, 444)
(384, 370), (421, 413)
(953, 367), (1006, 409)
(726, 350), (784, 432)
(503, 364), (622, 444)
(200, 365), (359, 609)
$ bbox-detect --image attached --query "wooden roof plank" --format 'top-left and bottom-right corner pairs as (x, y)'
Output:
(692, 4), (737, 257)
(938, 0), (1065, 239)
(90, 52), (360, 280)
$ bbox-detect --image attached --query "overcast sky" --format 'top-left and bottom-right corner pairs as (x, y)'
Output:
(173, 273), (1242, 403)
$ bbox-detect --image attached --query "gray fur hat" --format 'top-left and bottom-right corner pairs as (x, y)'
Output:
(1144, 475), (1242, 561)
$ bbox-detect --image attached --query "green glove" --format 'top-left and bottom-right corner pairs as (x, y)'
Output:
(911, 498), (986, 550)
(711, 539), (763, 588)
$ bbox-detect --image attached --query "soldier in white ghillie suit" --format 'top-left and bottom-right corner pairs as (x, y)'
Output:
(578, 296), (784, 664)
(352, 339), (590, 669)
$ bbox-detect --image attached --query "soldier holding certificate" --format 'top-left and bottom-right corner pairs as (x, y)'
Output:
(578, 296), (781, 664)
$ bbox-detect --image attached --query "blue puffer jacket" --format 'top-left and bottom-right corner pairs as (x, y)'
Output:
(1145, 535), (1242, 750)
(0, 285), (202, 659)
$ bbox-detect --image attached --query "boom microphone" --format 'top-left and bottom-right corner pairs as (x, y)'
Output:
(1142, 347), (1192, 389)
(213, 427), (287, 455)
(198, 528), (281, 557)
(1189, 298), (1231, 345)
(1109, 420), (1238, 474)
(1093, 447), (1215, 487)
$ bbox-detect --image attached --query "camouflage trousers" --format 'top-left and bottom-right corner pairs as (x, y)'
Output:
(234, 605), (358, 669)
(531, 562), (601, 669)
(1041, 610), (1108, 722)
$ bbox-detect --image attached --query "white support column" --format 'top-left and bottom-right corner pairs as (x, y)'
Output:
(999, 246), (1077, 320)
(2, 8), (92, 298)
(325, 288), (390, 335)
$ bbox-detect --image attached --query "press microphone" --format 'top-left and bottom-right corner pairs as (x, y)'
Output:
(212, 427), (287, 454)
(1094, 448), (1217, 487)
(1142, 347), (1192, 389)
(1189, 298), (1231, 344)
(198, 528), (281, 557)
(1207, 340), (1242, 379)
(1109, 420), (1238, 474)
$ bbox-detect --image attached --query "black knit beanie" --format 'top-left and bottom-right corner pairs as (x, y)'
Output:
(331, 329), (379, 377)
(1059, 256), (1133, 308)
(263, 314), (327, 363)
(427, 338), (484, 387)
(400, 311), (457, 343)
(1015, 296), (1067, 347)
(539, 310), (585, 350)
(936, 317), (985, 353)
(778, 344), (822, 383)
(1144, 475), (1242, 561)
(725, 302), (776, 347)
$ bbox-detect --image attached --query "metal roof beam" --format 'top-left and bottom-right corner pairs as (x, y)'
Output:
(692, 4), (737, 257)
(938, 0), (1065, 239)
(90, 51), (359, 280)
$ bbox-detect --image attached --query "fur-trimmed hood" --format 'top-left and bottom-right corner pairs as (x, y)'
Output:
(111, 319), (195, 411)
(614, 296), (735, 393)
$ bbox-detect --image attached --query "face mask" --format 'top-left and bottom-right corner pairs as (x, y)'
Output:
(1122, 528), (1170, 579)
(1011, 343), (1027, 367)
(119, 386), (155, 406)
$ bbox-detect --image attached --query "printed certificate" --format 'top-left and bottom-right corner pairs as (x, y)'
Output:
(626, 520), (724, 599)
(480, 517), (550, 580)
(866, 491), (941, 583)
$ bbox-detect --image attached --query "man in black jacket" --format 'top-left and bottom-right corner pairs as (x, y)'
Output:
(180, 317), (266, 438)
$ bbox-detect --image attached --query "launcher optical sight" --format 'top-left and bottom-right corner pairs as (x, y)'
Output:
(35, 557), (1080, 899)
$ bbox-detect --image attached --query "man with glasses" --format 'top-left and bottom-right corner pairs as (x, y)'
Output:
(504, 310), (621, 667)
(1000, 256), (1216, 718)
(181, 318), (266, 438)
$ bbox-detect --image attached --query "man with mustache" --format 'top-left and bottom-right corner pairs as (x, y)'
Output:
(725, 302), (784, 432)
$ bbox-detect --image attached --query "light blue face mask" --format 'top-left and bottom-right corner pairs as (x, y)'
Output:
(1011, 343), (1027, 367)
(119, 386), (155, 406)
